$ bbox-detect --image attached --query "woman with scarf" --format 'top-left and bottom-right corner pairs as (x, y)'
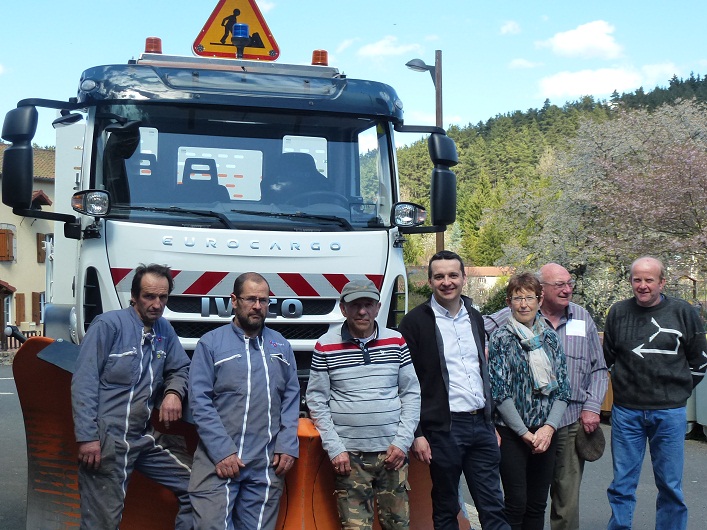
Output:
(488, 272), (570, 530)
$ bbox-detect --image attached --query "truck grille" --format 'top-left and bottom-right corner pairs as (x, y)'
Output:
(171, 321), (329, 341)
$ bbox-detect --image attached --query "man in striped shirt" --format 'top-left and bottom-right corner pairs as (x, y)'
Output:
(485, 263), (608, 530)
(307, 279), (421, 529)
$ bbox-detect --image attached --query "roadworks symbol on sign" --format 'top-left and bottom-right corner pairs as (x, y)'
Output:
(193, 0), (280, 60)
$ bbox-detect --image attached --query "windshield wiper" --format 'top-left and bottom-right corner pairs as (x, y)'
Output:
(116, 205), (234, 228)
(230, 209), (353, 230)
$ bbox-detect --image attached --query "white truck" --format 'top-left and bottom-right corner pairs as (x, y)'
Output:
(2, 35), (457, 529)
(2, 40), (457, 380)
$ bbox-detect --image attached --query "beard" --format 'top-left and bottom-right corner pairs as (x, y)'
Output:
(235, 311), (265, 335)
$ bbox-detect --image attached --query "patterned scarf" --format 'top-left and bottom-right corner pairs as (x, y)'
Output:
(506, 314), (558, 396)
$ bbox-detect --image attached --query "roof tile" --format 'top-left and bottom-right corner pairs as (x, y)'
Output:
(0, 142), (56, 179)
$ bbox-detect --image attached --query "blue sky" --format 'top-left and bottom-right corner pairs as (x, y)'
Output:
(2, 1), (706, 147)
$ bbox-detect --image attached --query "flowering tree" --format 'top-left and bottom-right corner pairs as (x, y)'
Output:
(574, 99), (707, 266)
(491, 99), (707, 323)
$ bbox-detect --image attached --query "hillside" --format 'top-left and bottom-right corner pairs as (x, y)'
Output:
(397, 73), (707, 324)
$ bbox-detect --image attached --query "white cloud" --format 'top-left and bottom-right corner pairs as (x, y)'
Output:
(424, 34), (440, 42)
(500, 21), (521, 35)
(538, 21), (622, 60)
(337, 39), (357, 54)
(641, 63), (680, 87)
(357, 36), (422, 58)
(509, 58), (541, 69)
(538, 68), (641, 99)
(258, 1), (275, 13)
(360, 134), (379, 153)
(539, 63), (688, 101)
(0, 64), (5, 75)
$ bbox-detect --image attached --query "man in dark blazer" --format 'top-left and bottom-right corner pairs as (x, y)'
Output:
(399, 250), (509, 530)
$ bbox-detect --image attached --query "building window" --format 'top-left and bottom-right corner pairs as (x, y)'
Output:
(0, 225), (16, 262)
(3, 295), (11, 326)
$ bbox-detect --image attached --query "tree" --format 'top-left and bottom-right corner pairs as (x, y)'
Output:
(396, 138), (433, 205)
(480, 282), (509, 314)
(571, 99), (707, 269)
(458, 174), (506, 266)
(402, 233), (426, 266)
(395, 72), (707, 321)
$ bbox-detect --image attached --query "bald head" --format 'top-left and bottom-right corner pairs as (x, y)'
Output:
(630, 256), (666, 307)
(539, 263), (568, 282)
(538, 262), (573, 313)
(630, 257), (665, 281)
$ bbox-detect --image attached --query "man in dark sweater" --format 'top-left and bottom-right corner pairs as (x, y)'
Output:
(398, 250), (509, 530)
(603, 256), (707, 530)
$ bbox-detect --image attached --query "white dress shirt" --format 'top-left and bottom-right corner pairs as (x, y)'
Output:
(430, 296), (485, 412)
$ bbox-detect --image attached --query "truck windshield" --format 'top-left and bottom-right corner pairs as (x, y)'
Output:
(93, 104), (395, 230)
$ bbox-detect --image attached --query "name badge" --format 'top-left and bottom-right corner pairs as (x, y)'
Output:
(566, 319), (586, 337)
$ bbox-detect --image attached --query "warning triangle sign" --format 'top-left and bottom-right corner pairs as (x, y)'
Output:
(193, 0), (280, 61)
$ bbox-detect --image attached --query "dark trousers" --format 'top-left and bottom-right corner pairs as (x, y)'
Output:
(498, 425), (558, 530)
(426, 412), (509, 530)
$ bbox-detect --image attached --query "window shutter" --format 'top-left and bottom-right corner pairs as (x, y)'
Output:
(0, 229), (12, 261)
(15, 292), (25, 325)
(37, 233), (47, 263)
(32, 292), (42, 324)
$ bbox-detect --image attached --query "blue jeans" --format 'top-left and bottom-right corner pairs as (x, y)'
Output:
(607, 405), (687, 530)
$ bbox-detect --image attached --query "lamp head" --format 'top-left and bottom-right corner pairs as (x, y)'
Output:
(405, 58), (431, 72)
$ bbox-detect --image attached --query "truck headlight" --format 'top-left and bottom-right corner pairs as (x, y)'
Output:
(72, 190), (111, 216)
(392, 202), (427, 227)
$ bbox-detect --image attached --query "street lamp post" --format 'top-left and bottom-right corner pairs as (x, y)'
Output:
(406, 50), (445, 252)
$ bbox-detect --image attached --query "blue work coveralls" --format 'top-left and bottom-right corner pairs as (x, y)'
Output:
(189, 322), (299, 530)
(72, 306), (192, 529)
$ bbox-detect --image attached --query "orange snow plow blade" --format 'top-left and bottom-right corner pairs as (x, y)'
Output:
(13, 338), (468, 529)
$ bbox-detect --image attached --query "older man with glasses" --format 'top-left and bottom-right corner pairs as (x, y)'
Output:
(484, 263), (608, 530)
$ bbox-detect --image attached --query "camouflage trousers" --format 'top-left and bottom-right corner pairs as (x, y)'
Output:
(334, 450), (410, 530)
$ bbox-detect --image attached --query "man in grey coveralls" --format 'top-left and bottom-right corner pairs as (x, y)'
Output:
(188, 272), (300, 530)
(71, 263), (193, 529)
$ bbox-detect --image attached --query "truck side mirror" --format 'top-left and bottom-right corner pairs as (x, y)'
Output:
(428, 133), (457, 227)
(428, 132), (458, 168)
(430, 167), (456, 226)
(1, 106), (38, 210)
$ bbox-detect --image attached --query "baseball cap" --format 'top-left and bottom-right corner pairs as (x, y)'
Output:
(340, 279), (380, 303)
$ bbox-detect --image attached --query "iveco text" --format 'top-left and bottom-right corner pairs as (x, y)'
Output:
(201, 297), (304, 318)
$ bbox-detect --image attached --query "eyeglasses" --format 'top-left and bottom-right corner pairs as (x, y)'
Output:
(542, 280), (576, 289)
(237, 296), (270, 307)
(510, 296), (538, 305)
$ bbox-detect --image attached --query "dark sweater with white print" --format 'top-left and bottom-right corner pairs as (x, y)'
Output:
(603, 295), (707, 410)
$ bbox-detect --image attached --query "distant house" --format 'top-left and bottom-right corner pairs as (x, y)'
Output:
(465, 266), (513, 306)
(0, 143), (56, 337)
